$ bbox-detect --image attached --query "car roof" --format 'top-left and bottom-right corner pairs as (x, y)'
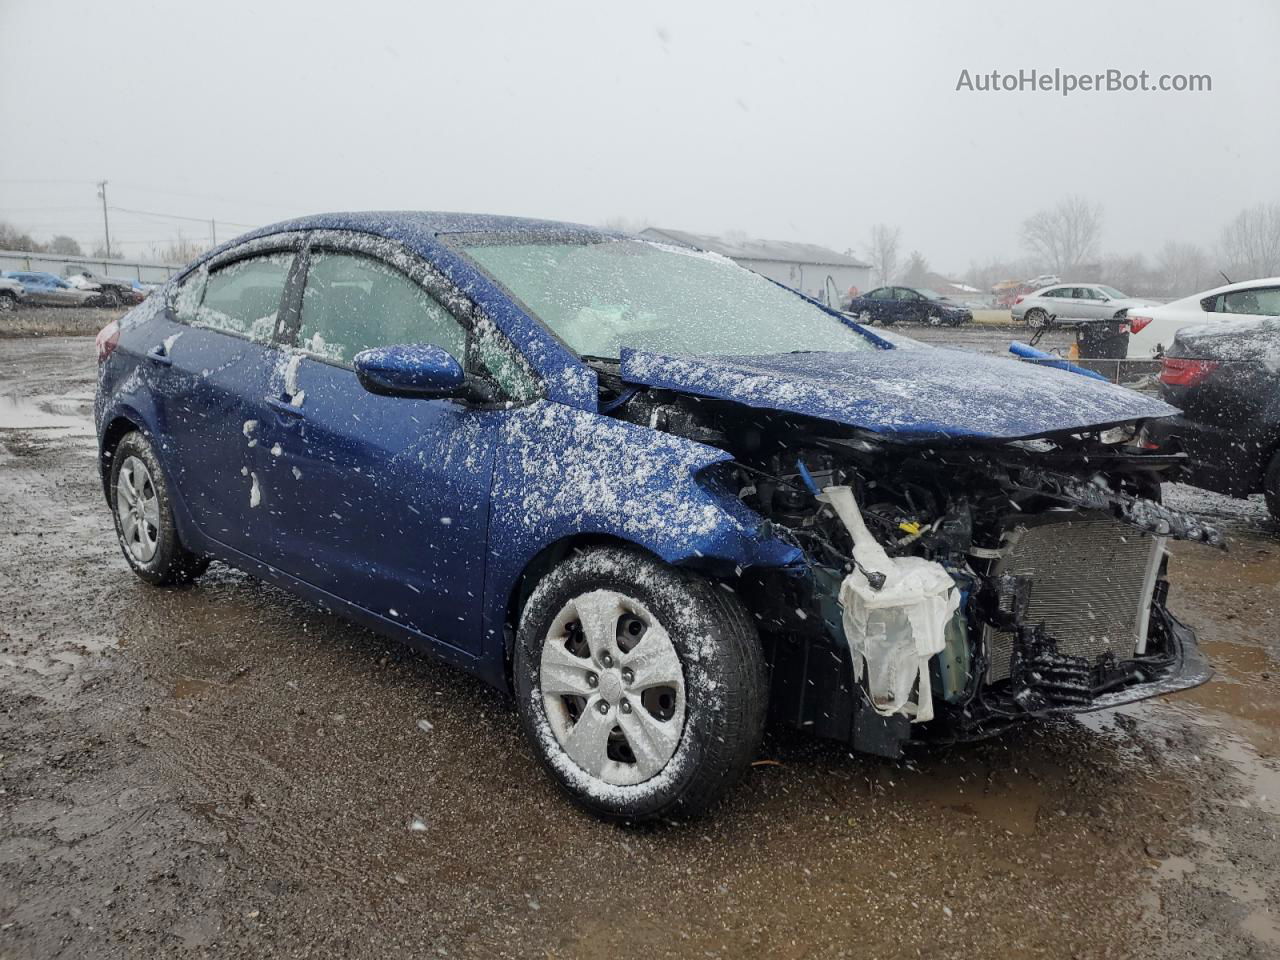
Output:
(208, 211), (622, 263)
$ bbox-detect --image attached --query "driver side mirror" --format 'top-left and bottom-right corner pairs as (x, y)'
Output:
(354, 344), (481, 399)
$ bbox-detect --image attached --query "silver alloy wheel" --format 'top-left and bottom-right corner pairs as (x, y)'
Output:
(928, 312), (943, 326)
(0, 295), (14, 312)
(857, 310), (872, 325)
(540, 589), (686, 786)
(116, 455), (160, 563)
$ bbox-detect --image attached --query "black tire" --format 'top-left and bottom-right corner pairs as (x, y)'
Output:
(108, 431), (208, 586)
(1264, 450), (1280, 522)
(103, 288), (122, 308)
(1025, 308), (1049, 330)
(513, 546), (767, 822)
(0, 292), (16, 313)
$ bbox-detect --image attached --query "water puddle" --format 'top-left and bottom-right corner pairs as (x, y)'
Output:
(0, 391), (93, 432)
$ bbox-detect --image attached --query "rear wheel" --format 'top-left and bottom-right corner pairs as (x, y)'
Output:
(0, 292), (16, 313)
(109, 431), (208, 585)
(856, 309), (873, 326)
(1265, 450), (1280, 522)
(513, 546), (767, 821)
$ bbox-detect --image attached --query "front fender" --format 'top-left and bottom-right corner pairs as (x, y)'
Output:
(478, 401), (803, 682)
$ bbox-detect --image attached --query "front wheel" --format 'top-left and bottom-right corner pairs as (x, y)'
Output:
(513, 546), (767, 821)
(0, 293), (16, 313)
(1025, 308), (1049, 330)
(109, 431), (208, 585)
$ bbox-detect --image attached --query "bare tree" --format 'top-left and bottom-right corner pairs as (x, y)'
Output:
(49, 235), (83, 256)
(865, 224), (901, 287)
(1154, 241), (1212, 297)
(1098, 252), (1156, 297)
(144, 232), (209, 265)
(901, 250), (930, 287)
(1021, 196), (1103, 275)
(1219, 202), (1280, 281)
(0, 221), (44, 253)
(600, 215), (652, 234)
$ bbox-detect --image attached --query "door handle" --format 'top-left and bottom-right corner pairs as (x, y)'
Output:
(266, 396), (305, 418)
(146, 344), (172, 367)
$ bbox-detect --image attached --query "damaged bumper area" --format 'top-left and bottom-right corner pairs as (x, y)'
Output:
(593, 364), (1221, 759)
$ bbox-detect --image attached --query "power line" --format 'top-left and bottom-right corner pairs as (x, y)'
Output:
(108, 204), (260, 228)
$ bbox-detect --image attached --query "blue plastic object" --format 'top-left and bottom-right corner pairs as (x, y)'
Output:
(1009, 341), (1112, 383)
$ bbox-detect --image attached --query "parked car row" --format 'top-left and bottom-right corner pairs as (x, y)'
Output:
(1011, 276), (1280, 362)
(0, 270), (151, 309)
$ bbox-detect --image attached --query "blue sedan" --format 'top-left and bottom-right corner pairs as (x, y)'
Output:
(95, 212), (1215, 820)
(846, 285), (972, 326)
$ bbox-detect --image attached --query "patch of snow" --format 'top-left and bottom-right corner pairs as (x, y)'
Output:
(249, 472), (261, 508)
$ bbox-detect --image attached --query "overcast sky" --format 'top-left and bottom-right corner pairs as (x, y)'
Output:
(2, 0), (1277, 273)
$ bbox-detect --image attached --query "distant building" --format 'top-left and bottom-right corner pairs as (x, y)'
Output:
(640, 227), (872, 305)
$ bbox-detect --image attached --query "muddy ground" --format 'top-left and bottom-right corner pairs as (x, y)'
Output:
(1, 328), (1278, 959)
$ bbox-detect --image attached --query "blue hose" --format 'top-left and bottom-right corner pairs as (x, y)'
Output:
(1009, 341), (1111, 382)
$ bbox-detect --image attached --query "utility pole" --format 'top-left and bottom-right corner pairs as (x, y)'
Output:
(210, 219), (217, 247)
(96, 180), (111, 258)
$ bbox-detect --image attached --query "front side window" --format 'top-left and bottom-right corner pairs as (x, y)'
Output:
(195, 252), (293, 343)
(461, 239), (878, 360)
(297, 251), (468, 365)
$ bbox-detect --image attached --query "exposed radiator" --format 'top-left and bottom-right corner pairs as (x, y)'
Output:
(983, 512), (1165, 682)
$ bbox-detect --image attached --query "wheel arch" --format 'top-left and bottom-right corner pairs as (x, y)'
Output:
(498, 533), (660, 688)
(98, 412), (145, 503)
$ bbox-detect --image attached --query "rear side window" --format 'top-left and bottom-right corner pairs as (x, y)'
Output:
(297, 251), (467, 365)
(1210, 286), (1280, 316)
(194, 253), (293, 343)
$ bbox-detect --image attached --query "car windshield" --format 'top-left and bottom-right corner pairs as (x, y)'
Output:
(1097, 285), (1127, 299)
(461, 238), (879, 359)
(916, 288), (944, 300)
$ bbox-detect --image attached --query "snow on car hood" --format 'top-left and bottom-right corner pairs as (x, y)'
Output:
(619, 345), (1177, 440)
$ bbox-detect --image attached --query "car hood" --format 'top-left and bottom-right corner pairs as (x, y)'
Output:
(618, 346), (1177, 440)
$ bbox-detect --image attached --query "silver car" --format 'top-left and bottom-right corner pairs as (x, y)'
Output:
(1011, 283), (1159, 329)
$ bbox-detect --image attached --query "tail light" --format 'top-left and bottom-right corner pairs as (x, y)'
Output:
(1159, 356), (1220, 387)
(95, 320), (120, 363)
(1126, 314), (1153, 334)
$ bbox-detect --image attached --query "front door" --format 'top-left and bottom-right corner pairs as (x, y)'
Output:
(262, 243), (515, 655)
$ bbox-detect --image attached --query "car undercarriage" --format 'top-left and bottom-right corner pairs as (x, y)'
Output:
(595, 366), (1221, 757)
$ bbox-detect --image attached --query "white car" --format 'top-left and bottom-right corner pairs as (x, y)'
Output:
(1011, 283), (1161, 329)
(1125, 277), (1280, 357)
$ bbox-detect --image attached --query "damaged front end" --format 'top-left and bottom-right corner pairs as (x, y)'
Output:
(597, 369), (1218, 758)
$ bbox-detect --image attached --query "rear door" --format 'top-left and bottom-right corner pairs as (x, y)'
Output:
(262, 234), (538, 655)
(147, 241), (302, 557)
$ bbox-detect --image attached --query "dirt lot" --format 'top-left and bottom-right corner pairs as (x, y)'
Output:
(0, 307), (123, 340)
(2, 327), (1279, 959)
